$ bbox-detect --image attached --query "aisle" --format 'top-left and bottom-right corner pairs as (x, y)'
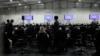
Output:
(5, 42), (96, 56)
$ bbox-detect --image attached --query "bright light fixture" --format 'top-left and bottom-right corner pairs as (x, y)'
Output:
(38, 1), (41, 3)
(78, 0), (81, 2)
(10, 0), (13, 2)
(8, 8), (11, 10)
(18, 3), (22, 6)
(24, 6), (28, 8)
(94, 4), (98, 7)
(76, 2), (79, 5)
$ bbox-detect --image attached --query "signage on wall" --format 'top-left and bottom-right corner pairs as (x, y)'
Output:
(22, 15), (33, 20)
(44, 14), (53, 21)
(64, 14), (73, 20)
(89, 14), (99, 20)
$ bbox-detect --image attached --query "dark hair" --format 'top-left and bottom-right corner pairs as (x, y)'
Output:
(54, 16), (58, 21)
(11, 19), (14, 23)
(7, 19), (10, 23)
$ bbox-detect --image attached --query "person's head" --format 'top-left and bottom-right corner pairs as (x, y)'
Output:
(36, 24), (39, 26)
(29, 24), (32, 27)
(7, 19), (10, 23)
(54, 16), (58, 21)
(11, 19), (14, 23)
(39, 26), (46, 33)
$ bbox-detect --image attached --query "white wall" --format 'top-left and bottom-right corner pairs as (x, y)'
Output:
(0, 8), (100, 25)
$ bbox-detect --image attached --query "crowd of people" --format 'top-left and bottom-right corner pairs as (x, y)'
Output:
(3, 16), (100, 55)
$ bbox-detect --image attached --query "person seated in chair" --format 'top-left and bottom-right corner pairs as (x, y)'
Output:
(94, 30), (100, 54)
(80, 24), (87, 46)
(54, 26), (68, 52)
(36, 26), (49, 53)
(70, 25), (81, 46)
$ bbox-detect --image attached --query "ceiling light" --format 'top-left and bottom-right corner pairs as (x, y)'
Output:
(10, 0), (13, 2)
(76, 2), (80, 5)
(38, 1), (41, 3)
(8, 8), (11, 10)
(94, 4), (98, 7)
(18, 3), (22, 6)
(78, 0), (81, 2)
(24, 6), (28, 8)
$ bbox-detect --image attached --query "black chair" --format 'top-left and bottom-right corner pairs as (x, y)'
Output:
(73, 34), (89, 55)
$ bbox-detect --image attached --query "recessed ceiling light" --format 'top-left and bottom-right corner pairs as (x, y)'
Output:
(94, 4), (98, 7)
(10, 0), (13, 2)
(18, 3), (22, 6)
(38, 1), (41, 3)
(24, 6), (28, 8)
(76, 2), (80, 5)
(8, 8), (11, 10)
(78, 0), (81, 2)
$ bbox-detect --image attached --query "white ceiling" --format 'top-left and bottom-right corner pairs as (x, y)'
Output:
(0, 0), (100, 8)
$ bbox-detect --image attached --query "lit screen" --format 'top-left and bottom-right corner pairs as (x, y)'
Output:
(44, 14), (53, 21)
(64, 14), (73, 20)
(89, 14), (99, 20)
(23, 15), (33, 20)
